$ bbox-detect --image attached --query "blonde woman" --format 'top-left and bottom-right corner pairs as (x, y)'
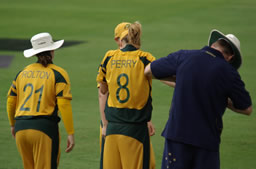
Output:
(97, 22), (155, 169)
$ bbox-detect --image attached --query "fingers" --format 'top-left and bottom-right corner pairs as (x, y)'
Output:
(147, 121), (155, 136)
(65, 134), (75, 153)
(102, 133), (106, 139)
(11, 127), (15, 139)
(149, 126), (155, 136)
(12, 133), (15, 139)
(102, 126), (107, 139)
(65, 143), (75, 153)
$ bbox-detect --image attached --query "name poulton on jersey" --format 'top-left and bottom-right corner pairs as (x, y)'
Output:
(21, 70), (51, 79)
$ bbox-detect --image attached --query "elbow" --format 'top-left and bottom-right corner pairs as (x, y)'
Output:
(144, 64), (152, 78)
(100, 88), (108, 95)
(242, 106), (253, 116)
(98, 89), (105, 97)
(99, 82), (108, 95)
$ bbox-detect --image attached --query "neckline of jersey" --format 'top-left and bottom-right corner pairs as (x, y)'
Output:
(121, 44), (138, 52)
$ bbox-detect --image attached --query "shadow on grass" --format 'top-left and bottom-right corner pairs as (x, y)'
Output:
(0, 38), (86, 51)
(0, 38), (86, 68)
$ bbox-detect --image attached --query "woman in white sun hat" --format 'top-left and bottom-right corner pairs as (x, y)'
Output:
(7, 32), (75, 169)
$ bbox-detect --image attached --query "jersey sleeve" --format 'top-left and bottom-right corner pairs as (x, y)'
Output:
(7, 71), (21, 97)
(52, 68), (72, 100)
(150, 50), (181, 79)
(57, 98), (74, 134)
(96, 50), (114, 83)
(7, 96), (17, 126)
(7, 81), (17, 97)
(228, 70), (252, 110)
(147, 53), (156, 63)
(138, 52), (155, 69)
(6, 71), (21, 126)
(96, 65), (101, 88)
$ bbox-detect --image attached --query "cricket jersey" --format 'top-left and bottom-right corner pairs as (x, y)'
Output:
(7, 62), (74, 169)
(97, 45), (155, 169)
(7, 62), (74, 134)
(97, 45), (155, 124)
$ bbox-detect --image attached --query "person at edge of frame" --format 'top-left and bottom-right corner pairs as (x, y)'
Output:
(7, 32), (75, 169)
(144, 29), (252, 169)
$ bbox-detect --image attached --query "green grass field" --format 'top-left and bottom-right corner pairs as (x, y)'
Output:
(0, 0), (255, 168)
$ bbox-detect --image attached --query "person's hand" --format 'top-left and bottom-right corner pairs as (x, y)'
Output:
(102, 124), (107, 138)
(147, 121), (155, 136)
(65, 134), (75, 153)
(11, 126), (15, 138)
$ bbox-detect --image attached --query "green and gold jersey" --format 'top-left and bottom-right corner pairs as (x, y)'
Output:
(97, 45), (155, 123)
(8, 63), (72, 118)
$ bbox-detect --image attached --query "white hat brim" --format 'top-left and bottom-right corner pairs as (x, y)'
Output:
(208, 29), (242, 70)
(23, 40), (64, 58)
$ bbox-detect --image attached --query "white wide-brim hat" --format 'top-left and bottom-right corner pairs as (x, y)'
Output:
(208, 29), (242, 70)
(24, 32), (64, 58)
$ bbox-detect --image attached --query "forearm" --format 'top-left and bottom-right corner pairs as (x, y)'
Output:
(98, 89), (108, 126)
(145, 63), (176, 87)
(7, 96), (17, 126)
(160, 80), (176, 88)
(227, 99), (252, 115)
(57, 98), (74, 134)
(160, 75), (176, 82)
(228, 105), (252, 115)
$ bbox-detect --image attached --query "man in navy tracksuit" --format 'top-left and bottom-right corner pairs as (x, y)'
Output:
(145, 29), (252, 169)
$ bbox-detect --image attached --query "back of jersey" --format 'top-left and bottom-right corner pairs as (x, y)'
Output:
(97, 48), (155, 123)
(9, 63), (72, 119)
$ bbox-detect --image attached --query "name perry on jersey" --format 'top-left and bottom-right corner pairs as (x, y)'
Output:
(21, 70), (51, 79)
(111, 59), (137, 68)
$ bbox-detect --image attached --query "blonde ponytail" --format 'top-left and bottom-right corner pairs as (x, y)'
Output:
(127, 21), (142, 49)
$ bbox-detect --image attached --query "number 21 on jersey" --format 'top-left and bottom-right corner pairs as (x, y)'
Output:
(20, 83), (44, 112)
